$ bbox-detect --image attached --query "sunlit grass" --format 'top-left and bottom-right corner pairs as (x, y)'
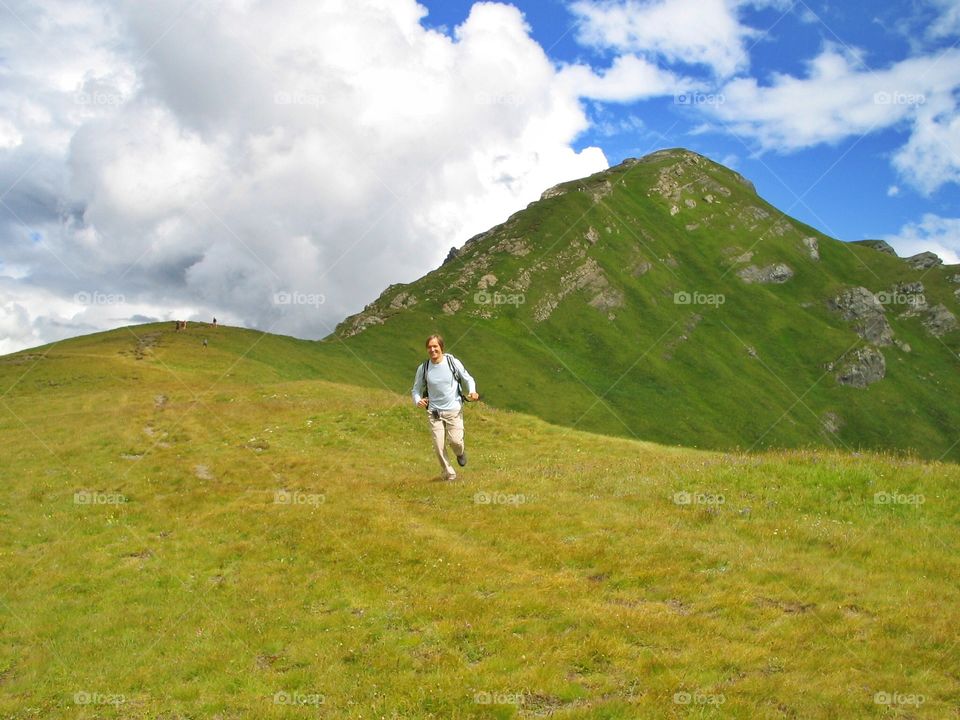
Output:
(0, 325), (957, 718)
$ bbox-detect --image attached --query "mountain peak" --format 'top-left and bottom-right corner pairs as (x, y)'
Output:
(330, 148), (960, 461)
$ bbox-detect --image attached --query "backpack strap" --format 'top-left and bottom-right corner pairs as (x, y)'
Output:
(446, 355), (467, 402)
(419, 359), (429, 397)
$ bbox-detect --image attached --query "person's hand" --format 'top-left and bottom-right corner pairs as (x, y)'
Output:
(467, 392), (479, 402)
(417, 398), (429, 408)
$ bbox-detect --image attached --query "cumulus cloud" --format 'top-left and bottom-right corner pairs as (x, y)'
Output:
(568, 0), (789, 78)
(883, 213), (960, 265)
(559, 54), (689, 102)
(892, 93), (960, 195)
(1, 0), (616, 353)
(928, 0), (960, 39)
(704, 46), (960, 152)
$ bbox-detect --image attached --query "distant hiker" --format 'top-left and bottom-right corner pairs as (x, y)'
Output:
(411, 334), (479, 481)
(212, 317), (217, 328)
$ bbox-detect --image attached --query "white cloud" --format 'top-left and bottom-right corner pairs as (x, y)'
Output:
(887, 185), (900, 197)
(928, 0), (960, 39)
(706, 46), (960, 152)
(892, 93), (960, 195)
(569, 0), (769, 78)
(884, 213), (960, 265)
(1, 0), (611, 353)
(559, 54), (689, 102)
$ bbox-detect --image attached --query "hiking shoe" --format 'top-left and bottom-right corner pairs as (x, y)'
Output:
(457, 451), (467, 467)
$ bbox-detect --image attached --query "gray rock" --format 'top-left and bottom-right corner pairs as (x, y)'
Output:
(923, 304), (958, 337)
(950, 274), (960, 284)
(802, 236), (820, 261)
(822, 411), (843, 434)
(477, 274), (497, 290)
(855, 239), (897, 256)
(895, 281), (925, 295)
(442, 299), (462, 315)
(389, 292), (417, 310)
(906, 251), (943, 269)
(540, 184), (568, 200)
(738, 263), (794, 284)
(836, 347), (886, 388)
(829, 287), (894, 346)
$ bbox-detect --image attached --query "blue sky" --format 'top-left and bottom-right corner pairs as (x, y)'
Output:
(421, 0), (960, 247)
(0, 0), (958, 352)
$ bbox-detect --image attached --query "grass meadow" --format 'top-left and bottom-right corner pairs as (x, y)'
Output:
(0, 324), (957, 718)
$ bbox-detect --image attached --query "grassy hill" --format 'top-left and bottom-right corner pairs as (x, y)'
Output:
(328, 149), (960, 462)
(1, 323), (957, 718)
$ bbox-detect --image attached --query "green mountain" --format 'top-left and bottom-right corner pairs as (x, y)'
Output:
(328, 149), (960, 461)
(1, 324), (957, 717)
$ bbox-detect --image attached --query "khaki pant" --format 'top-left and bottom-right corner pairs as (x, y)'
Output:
(428, 409), (465, 480)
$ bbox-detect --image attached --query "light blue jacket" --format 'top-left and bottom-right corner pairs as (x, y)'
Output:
(411, 353), (476, 412)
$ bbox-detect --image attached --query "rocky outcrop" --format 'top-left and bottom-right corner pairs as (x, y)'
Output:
(923, 304), (958, 337)
(888, 282), (928, 317)
(340, 312), (384, 337)
(835, 347), (886, 388)
(533, 258), (618, 322)
(738, 263), (794, 284)
(442, 299), (462, 315)
(477, 274), (497, 290)
(856, 239), (897, 256)
(828, 287), (894, 346)
(802, 237), (820, 261)
(389, 292), (417, 310)
(540, 184), (568, 200)
(492, 237), (531, 256)
(906, 251), (942, 269)
(821, 411), (843, 434)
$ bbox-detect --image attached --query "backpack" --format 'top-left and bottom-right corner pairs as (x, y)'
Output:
(420, 354), (467, 403)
